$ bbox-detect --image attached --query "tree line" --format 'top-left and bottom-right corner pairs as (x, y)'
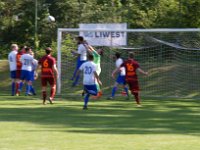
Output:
(0, 0), (199, 58)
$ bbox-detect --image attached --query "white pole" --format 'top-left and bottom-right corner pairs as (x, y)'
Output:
(57, 29), (62, 94)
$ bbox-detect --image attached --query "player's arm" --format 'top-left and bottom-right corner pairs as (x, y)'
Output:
(111, 68), (120, 79)
(53, 64), (59, 79)
(137, 68), (148, 75)
(94, 71), (102, 86)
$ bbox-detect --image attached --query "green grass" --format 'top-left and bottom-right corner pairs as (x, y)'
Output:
(0, 95), (200, 150)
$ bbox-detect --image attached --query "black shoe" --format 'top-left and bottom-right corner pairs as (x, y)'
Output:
(83, 106), (88, 110)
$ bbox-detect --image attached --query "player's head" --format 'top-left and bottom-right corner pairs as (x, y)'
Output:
(21, 46), (27, 54)
(30, 51), (34, 57)
(11, 44), (19, 51)
(25, 47), (32, 53)
(45, 47), (52, 55)
(97, 48), (104, 56)
(115, 52), (121, 59)
(88, 54), (94, 61)
(128, 52), (135, 59)
(76, 36), (84, 44)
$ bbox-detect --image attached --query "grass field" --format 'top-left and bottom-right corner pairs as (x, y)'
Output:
(0, 95), (200, 150)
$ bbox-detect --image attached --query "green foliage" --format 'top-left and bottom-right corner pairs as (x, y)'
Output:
(0, 0), (200, 59)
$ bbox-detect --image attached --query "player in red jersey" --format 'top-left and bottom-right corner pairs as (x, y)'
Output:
(117, 52), (148, 106)
(16, 46), (26, 96)
(37, 47), (59, 105)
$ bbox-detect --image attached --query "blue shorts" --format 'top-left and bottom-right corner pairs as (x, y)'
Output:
(77, 60), (86, 69)
(30, 71), (35, 81)
(84, 85), (98, 96)
(20, 70), (32, 81)
(116, 74), (126, 85)
(10, 71), (16, 79)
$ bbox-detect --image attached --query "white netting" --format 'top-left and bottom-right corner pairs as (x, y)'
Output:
(57, 29), (200, 98)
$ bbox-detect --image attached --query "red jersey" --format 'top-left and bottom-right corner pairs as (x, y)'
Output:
(121, 59), (140, 81)
(39, 55), (56, 77)
(16, 51), (25, 70)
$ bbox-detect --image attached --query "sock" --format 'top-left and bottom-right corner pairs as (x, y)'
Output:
(84, 93), (90, 107)
(26, 85), (31, 95)
(50, 87), (56, 99)
(15, 82), (19, 94)
(11, 82), (15, 95)
(42, 91), (47, 100)
(30, 86), (36, 94)
(72, 74), (80, 86)
(133, 92), (140, 104)
(124, 87), (129, 96)
(111, 87), (117, 97)
(19, 82), (24, 92)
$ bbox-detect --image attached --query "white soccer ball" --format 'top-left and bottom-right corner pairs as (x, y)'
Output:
(47, 15), (55, 22)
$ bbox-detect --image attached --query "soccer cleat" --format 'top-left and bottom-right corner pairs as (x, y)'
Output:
(107, 97), (114, 100)
(136, 104), (142, 107)
(83, 105), (88, 110)
(48, 97), (53, 104)
(43, 100), (47, 105)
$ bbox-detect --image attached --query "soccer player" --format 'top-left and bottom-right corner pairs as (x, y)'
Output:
(71, 36), (87, 87)
(117, 52), (148, 106)
(15, 46), (26, 96)
(107, 52), (129, 100)
(37, 47), (59, 105)
(19, 47), (36, 96)
(8, 44), (18, 96)
(29, 51), (38, 95)
(76, 54), (102, 110)
(85, 45), (103, 98)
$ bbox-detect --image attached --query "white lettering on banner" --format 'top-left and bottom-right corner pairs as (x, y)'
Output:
(83, 31), (125, 38)
(79, 23), (127, 46)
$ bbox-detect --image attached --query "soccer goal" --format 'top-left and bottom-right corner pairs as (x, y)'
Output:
(57, 28), (200, 98)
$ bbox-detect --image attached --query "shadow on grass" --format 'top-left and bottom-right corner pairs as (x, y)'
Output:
(0, 96), (200, 136)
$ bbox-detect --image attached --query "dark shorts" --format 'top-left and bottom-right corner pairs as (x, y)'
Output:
(41, 77), (56, 87)
(126, 80), (140, 93)
(16, 70), (21, 79)
(10, 71), (16, 79)
(116, 74), (126, 85)
(84, 85), (98, 96)
(20, 70), (32, 81)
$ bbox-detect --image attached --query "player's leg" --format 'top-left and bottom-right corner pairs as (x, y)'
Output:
(72, 60), (85, 87)
(107, 82), (119, 100)
(10, 71), (16, 96)
(71, 57), (80, 80)
(30, 71), (36, 95)
(41, 77), (47, 104)
(24, 71), (32, 96)
(49, 77), (56, 103)
(83, 85), (98, 109)
(129, 81), (141, 106)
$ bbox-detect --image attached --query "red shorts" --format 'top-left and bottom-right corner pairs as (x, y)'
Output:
(126, 80), (140, 93)
(16, 70), (21, 79)
(41, 77), (56, 87)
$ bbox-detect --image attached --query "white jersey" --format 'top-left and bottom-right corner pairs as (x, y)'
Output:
(116, 58), (126, 76)
(20, 54), (34, 71)
(79, 61), (97, 85)
(78, 44), (87, 61)
(8, 50), (17, 71)
(32, 59), (38, 71)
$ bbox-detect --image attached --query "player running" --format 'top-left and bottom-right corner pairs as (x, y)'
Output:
(8, 44), (18, 96)
(84, 45), (103, 98)
(76, 54), (102, 110)
(37, 47), (59, 105)
(107, 52), (129, 100)
(115, 52), (148, 106)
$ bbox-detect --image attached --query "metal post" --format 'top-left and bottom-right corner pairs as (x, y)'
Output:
(34, 0), (39, 50)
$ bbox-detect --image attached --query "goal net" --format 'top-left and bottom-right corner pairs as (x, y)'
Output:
(57, 28), (200, 98)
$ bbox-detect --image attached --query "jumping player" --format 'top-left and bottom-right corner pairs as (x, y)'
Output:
(38, 47), (59, 105)
(8, 44), (18, 96)
(76, 54), (102, 110)
(71, 36), (87, 87)
(117, 52), (148, 106)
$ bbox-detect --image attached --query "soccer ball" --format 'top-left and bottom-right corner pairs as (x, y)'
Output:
(47, 15), (55, 22)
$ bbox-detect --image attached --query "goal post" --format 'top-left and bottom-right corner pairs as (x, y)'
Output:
(57, 28), (200, 98)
